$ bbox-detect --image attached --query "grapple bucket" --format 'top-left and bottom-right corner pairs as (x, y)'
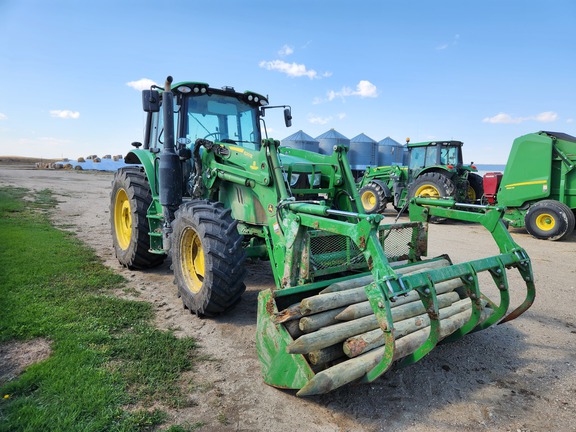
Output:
(256, 199), (535, 396)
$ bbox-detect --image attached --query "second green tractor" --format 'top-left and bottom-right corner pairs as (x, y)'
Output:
(357, 139), (483, 214)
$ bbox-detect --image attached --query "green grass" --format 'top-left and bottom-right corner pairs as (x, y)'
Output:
(0, 187), (200, 431)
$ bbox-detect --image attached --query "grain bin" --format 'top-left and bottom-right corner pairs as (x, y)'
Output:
(316, 129), (350, 155)
(281, 130), (320, 153)
(378, 137), (404, 166)
(348, 133), (378, 170)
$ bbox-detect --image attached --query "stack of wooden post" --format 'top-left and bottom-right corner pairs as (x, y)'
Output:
(272, 258), (492, 396)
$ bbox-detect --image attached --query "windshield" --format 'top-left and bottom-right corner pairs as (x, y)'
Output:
(185, 94), (261, 150)
(440, 146), (460, 165)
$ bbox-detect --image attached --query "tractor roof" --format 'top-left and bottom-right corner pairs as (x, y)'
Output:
(168, 81), (268, 108)
(407, 140), (463, 148)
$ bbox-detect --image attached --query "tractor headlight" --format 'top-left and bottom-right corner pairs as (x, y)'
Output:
(245, 92), (268, 106)
(282, 172), (300, 187)
(174, 82), (209, 95)
(308, 173), (321, 187)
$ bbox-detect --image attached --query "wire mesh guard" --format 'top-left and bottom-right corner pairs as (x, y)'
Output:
(306, 222), (426, 277)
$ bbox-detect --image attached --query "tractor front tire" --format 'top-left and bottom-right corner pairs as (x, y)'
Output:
(110, 167), (165, 269)
(524, 200), (576, 241)
(171, 200), (247, 316)
(359, 182), (387, 214)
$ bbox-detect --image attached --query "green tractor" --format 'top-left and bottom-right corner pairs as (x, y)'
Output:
(358, 139), (483, 214)
(110, 76), (535, 395)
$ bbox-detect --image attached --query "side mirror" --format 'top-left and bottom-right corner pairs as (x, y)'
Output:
(284, 107), (292, 127)
(142, 90), (160, 112)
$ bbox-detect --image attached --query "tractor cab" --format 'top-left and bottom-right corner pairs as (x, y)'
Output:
(407, 140), (469, 177)
(141, 81), (273, 152)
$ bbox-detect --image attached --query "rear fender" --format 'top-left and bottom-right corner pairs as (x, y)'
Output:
(369, 179), (392, 199)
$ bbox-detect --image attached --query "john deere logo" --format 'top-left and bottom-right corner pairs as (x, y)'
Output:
(267, 204), (275, 213)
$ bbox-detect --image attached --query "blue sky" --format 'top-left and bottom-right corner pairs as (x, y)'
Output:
(0, 0), (575, 164)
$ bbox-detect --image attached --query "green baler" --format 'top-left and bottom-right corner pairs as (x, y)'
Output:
(483, 131), (576, 240)
(110, 76), (536, 395)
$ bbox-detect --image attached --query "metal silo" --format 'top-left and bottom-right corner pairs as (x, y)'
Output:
(377, 137), (404, 166)
(348, 133), (378, 170)
(315, 129), (350, 155)
(402, 145), (410, 165)
(281, 130), (320, 152)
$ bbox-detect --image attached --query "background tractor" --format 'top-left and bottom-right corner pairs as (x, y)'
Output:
(357, 139), (483, 214)
(482, 131), (576, 241)
(110, 76), (535, 395)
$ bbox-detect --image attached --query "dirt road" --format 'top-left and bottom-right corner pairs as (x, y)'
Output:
(1, 168), (575, 432)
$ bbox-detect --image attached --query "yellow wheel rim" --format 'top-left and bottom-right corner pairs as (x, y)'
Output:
(180, 227), (205, 294)
(361, 190), (377, 211)
(535, 213), (555, 231)
(467, 185), (476, 200)
(415, 184), (441, 198)
(114, 189), (132, 250)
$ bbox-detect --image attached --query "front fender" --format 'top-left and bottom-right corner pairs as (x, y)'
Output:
(125, 149), (158, 199)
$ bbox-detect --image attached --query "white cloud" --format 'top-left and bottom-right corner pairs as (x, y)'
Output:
(482, 113), (521, 124)
(567, 118), (574, 124)
(534, 111), (558, 122)
(0, 113), (7, 120)
(278, 44), (294, 57)
(259, 60), (319, 79)
(482, 111), (558, 124)
(337, 112), (346, 120)
(327, 80), (379, 101)
(356, 80), (378, 97)
(50, 110), (80, 119)
(436, 34), (460, 50)
(126, 78), (157, 91)
(308, 114), (332, 125)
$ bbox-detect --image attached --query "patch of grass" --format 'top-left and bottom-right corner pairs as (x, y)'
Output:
(166, 421), (206, 431)
(217, 412), (229, 425)
(0, 186), (200, 432)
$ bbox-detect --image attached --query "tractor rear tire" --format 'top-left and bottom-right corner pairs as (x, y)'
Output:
(110, 167), (165, 269)
(467, 173), (484, 202)
(524, 200), (576, 241)
(171, 200), (247, 316)
(359, 182), (387, 214)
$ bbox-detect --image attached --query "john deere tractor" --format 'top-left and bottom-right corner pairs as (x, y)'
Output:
(110, 76), (535, 395)
(358, 140), (483, 214)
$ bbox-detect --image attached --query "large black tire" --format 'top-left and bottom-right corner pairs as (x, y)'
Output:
(467, 173), (484, 202)
(110, 167), (165, 269)
(408, 172), (456, 200)
(359, 181), (387, 214)
(171, 200), (246, 316)
(407, 172), (455, 223)
(524, 200), (576, 241)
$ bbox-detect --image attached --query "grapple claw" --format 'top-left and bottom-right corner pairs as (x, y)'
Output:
(256, 198), (535, 396)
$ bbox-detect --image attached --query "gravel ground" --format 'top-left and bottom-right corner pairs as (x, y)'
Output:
(1, 167), (575, 432)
